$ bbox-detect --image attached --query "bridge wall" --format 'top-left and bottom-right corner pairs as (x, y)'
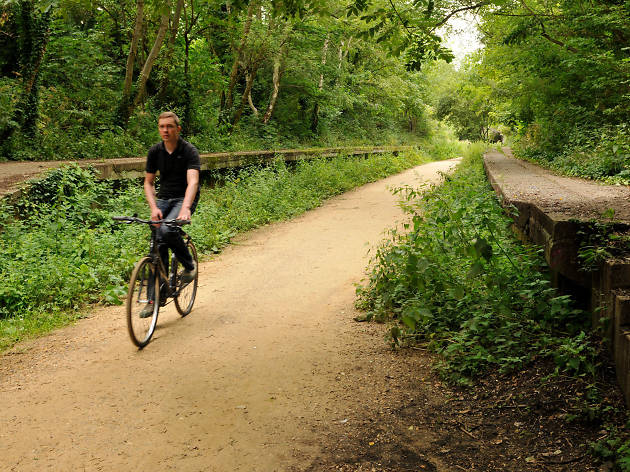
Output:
(73, 147), (409, 180)
(3, 146), (411, 202)
(483, 155), (630, 403)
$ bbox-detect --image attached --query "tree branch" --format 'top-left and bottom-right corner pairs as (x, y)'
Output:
(492, 12), (561, 18)
(518, 0), (578, 52)
(388, 0), (413, 38)
(540, 31), (578, 52)
(430, 2), (489, 33)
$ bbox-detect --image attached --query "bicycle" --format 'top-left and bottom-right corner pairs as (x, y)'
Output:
(113, 216), (199, 348)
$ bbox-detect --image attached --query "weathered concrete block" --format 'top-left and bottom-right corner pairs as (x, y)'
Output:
(591, 276), (603, 320)
(603, 262), (630, 292)
(616, 293), (630, 326)
(621, 333), (630, 403)
(484, 149), (630, 404)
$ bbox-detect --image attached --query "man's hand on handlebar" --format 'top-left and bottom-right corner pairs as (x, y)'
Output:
(177, 207), (192, 221)
(151, 207), (163, 226)
(112, 216), (190, 226)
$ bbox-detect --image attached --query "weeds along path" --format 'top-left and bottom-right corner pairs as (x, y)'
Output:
(0, 159), (458, 471)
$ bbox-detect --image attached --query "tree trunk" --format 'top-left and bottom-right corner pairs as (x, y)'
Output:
(247, 83), (259, 117)
(225, 1), (257, 112)
(182, 23), (192, 133)
(20, 21), (49, 109)
(13, 1), (52, 138)
(122, 0), (144, 103)
(311, 34), (329, 133)
(158, 0), (185, 100)
(132, 12), (170, 108)
(262, 58), (282, 124)
(262, 23), (292, 124)
(338, 40), (343, 69)
(232, 65), (260, 127)
(338, 37), (351, 72)
(169, 0), (185, 49)
(318, 35), (329, 90)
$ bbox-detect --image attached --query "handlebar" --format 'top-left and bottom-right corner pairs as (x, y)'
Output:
(112, 216), (190, 226)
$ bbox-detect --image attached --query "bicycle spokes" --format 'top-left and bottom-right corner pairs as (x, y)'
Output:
(127, 258), (160, 348)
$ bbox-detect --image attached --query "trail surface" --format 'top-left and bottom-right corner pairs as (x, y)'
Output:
(0, 160), (458, 471)
(485, 148), (630, 221)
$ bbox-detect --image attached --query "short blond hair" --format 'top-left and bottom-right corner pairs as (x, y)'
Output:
(158, 111), (180, 126)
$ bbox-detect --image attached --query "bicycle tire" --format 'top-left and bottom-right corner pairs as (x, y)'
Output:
(173, 240), (198, 317)
(127, 257), (160, 347)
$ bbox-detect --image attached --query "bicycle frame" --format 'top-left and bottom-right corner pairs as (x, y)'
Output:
(147, 225), (192, 302)
(113, 215), (192, 302)
(113, 215), (197, 348)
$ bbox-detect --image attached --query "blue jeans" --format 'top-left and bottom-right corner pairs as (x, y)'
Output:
(156, 197), (196, 272)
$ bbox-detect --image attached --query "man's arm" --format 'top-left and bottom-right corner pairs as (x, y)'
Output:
(177, 168), (200, 221)
(144, 172), (163, 221)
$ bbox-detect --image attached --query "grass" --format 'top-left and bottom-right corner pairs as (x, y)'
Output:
(357, 142), (598, 383)
(0, 132), (459, 351)
(356, 142), (630, 468)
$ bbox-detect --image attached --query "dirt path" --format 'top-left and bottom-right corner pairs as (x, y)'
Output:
(485, 148), (630, 222)
(0, 160), (460, 471)
(0, 160), (86, 196)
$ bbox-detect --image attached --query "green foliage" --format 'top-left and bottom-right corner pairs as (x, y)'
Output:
(0, 0), (52, 142)
(357, 145), (597, 385)
(0, 146), (445, 350)
(519, 124), (630, 183)
(472, 0), (630, 171)
(591, 427), (630, 472)
(575, 217), (630, 272)
(404, 32), (454, 71)
(426, 60), (498, 142)
(0, 0), (436, 161)
(0, 166), (147, 347)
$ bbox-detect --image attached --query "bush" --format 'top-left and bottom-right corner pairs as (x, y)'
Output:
(514, 122), (630, 184)
(0, 144), (450, 350)
(357, 143), (595, 385)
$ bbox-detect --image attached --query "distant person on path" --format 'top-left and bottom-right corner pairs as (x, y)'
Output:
(141, 111), (200, 316)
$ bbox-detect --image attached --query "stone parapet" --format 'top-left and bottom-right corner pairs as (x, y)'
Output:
(484, 148), (630, 403)
(2, 145), (413, 201)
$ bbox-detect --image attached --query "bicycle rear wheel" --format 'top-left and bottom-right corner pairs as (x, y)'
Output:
(127, 257), (160, 348)
(173, 239), (198, 317)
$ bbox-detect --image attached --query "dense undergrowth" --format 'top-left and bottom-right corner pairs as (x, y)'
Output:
(0, 136), (458, 351)
(2, 112), (431, 162)
(356, 144), (630, 468)
(515, 123), (630, 185)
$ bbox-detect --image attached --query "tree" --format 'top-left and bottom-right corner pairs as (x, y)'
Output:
(12, 0), (52, 138)
(348, 0), (629, 154)
(118, 0), (180, 126)
(0, 0), (446, 160)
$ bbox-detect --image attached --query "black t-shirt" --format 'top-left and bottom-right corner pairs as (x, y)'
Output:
(145, 138), (201, 200)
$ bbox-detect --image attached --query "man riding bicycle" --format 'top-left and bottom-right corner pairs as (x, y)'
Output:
(140, 111), (201, 317)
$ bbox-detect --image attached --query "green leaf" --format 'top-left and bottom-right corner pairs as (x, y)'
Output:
(467, 261), (484, 279)
(448, 286), (466, 299)
(474, 238), (493, 261)
(402, 314), (417, 329)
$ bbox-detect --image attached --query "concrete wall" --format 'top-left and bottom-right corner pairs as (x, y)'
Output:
(4, 146), (412, 201)
(484, 155), (630, 403)
(85, 147), (411, 180)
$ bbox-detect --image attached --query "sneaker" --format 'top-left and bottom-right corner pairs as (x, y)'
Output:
(180, 263), (197, 284)
(139, 302), (155, 319)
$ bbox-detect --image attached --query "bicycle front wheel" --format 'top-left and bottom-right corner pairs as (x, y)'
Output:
(174, 240), (198, 317)
(127, 257), (160, 348)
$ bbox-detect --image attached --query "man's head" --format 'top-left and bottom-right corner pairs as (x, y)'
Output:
(157, 111), (181, 146)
